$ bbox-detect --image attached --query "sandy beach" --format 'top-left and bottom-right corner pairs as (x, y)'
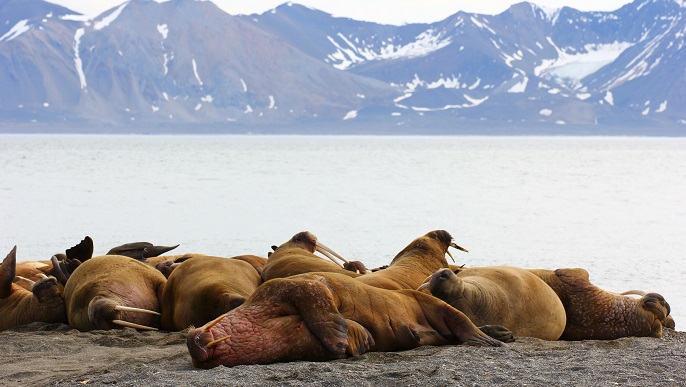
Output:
(0, 322), (683, 386)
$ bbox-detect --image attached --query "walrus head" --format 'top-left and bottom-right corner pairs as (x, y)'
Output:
(417, 268), (465, 303)
(279, 231), (350, 268)
(389, 230), (468, 267)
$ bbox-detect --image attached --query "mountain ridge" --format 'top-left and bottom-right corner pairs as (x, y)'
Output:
(1, 0), (684, 134)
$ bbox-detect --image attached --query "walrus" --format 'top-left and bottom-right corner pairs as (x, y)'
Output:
(15, 236), (94, 290)
(1, 246), (67, 331)
(186, 272), (511, 369)
(63, 255), (166, 331)
(261, 231), (363, 281)
(356, 230), (467, 290)
(530, 268), (672, 340)
(418, 266), (566, 340)
(161, 255), (264, 331)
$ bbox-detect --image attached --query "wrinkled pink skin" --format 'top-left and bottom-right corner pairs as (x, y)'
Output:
(187, 272), (503, 369)
(530, 268), (671, 340)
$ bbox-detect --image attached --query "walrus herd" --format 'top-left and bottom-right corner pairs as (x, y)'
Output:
(0, 230), (676, 369)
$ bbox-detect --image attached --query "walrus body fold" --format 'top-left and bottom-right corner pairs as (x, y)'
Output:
(187, 272), (508, 369)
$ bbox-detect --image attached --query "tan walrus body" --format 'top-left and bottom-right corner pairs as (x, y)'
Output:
(161, 255), (263, 331)
(422, 266), (566, 340)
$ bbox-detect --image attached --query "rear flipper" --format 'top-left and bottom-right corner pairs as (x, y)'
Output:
(441, 304), (506, 347)
(478, 325), (515, 343)
(345, 319), (375, 356)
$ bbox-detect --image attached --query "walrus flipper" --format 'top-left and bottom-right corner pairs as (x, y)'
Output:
(287, 279), (349, 356)
(345, 319), (375, 356)
(107, 242), (179, 260)
(0, 246), (18, 298)
(65, 236), (94, 263)
(440, 303), (505, 347)
(478, 325), (515, 343)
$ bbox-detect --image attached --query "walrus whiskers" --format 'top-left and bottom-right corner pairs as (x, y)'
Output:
(114, 305), (161, 316)
(111, 319), (158, 331)
(205, 335), (232, 349)
(202, 313), (228, 333)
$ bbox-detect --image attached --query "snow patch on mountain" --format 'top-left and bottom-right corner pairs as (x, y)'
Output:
(328, 29), (451, 70)
(1, 20), (32, 42)
(157, 24), (169, 40)
(94, 2), (127, 30)
(536, 41), (634, 87)
(73, 28), (87, 89)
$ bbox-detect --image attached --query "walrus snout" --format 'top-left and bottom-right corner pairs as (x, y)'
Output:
(31, 276), (63, 306)
(642, 292), (671, 320)
(187, 328), (211, 363)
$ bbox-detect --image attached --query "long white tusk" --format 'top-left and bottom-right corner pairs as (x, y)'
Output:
(621, 290), (647, 297)
(315, 241), (349, 266)
(37, 273), (49, 279)
(205, 334), (232, 349)
(112, 319), (159, 331)
(114, 305), (161, 316)
(170, 262), (181, 268)
(15, 276), (36, 286)
(445, 250), (455, 263)
(450, 242), (469, 253)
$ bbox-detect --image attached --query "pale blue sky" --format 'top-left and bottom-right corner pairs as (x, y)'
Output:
(47, 0), (634, 25)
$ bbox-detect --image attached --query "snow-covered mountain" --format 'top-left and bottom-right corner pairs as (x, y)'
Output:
(1, 0), (684, 133)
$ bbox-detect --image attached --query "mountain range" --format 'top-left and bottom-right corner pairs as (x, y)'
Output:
(1, 0), (684, 134)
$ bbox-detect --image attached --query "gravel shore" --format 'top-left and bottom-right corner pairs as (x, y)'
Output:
(1, 323), (683, 386)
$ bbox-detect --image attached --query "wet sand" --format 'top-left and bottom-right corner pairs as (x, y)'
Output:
(1, 323), (683, 386)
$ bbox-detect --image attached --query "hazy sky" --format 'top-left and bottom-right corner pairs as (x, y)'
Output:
(47, 0), (634, 25)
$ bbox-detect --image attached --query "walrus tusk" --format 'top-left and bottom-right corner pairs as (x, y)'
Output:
(417, 282), (430, 292)
(315, 241), (349, 267)
(114, 305), (161, 316)
(445, 250), (456, 263)
(205, 335), (232, 349)
(36, 273), (49, 279)
(14, 276), (36, 286)
(111, 319), (159, 331)
(450, 242), (469, 253)
(621, 290), (647, 297)
(202, 313), (228, 333)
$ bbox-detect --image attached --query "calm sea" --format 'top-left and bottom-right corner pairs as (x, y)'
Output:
(2, 134), (684, 324)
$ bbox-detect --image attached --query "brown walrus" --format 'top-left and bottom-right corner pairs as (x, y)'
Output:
(186, 272), (512, 369)
(1, 246), (67, 331)
(529, 268), (672, 340)
(161, 255), (264, 331)
(356, 230), (467, 290)
(63, 255), (166, 331)
(419, 266), (566, 340)
(261, 231), (362, 281)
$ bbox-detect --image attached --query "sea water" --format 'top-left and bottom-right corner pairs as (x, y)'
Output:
(1, 134), (684, 324)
